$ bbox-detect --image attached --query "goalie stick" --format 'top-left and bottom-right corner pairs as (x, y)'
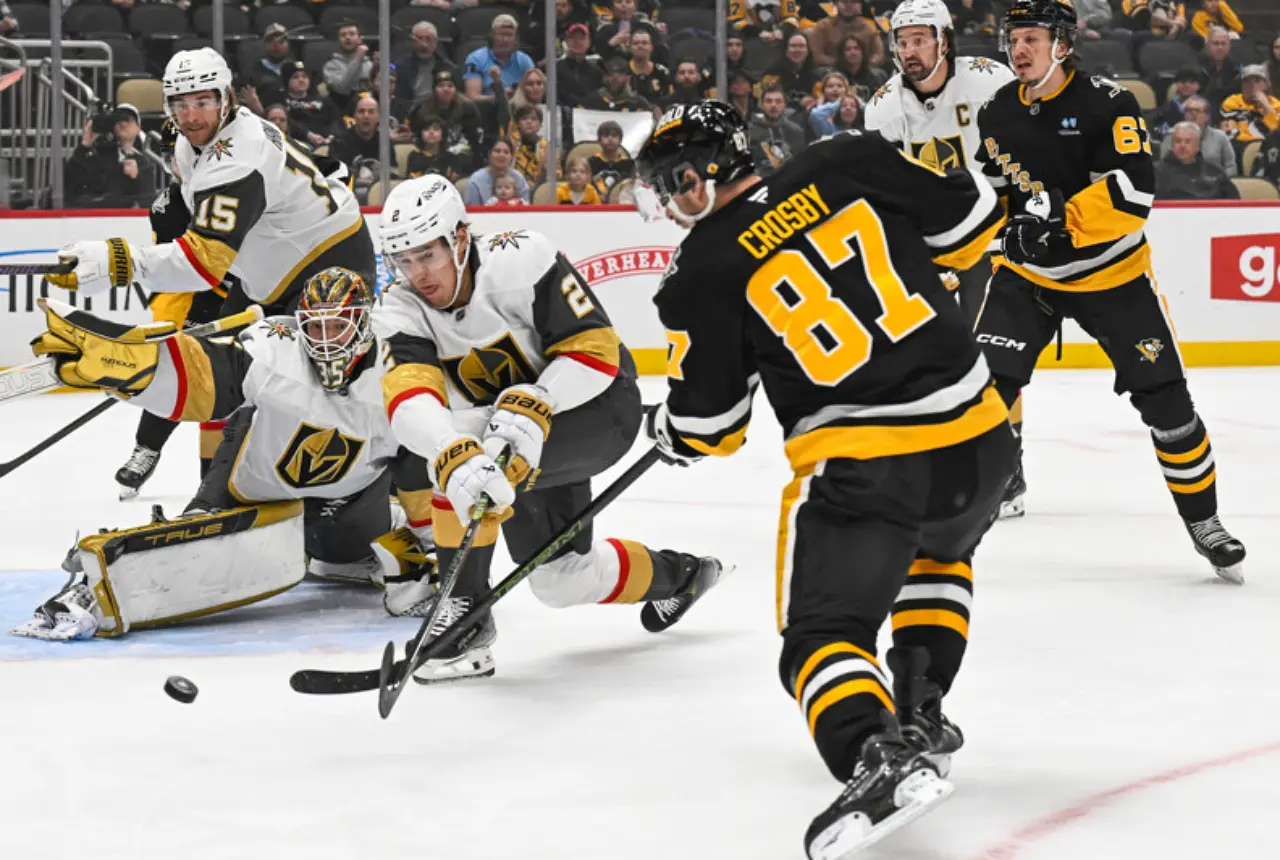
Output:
(289, 446), (663, 699)
(0, 304), (264, 480)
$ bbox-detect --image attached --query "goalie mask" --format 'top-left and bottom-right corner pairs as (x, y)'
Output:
(296, 267), (376, 392)
(636, 100), (755, 223)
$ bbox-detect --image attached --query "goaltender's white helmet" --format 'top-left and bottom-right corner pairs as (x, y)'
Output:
(379, 175), (472, 304)
(890, 0), (954, 75)
(163, 48), (234, 123)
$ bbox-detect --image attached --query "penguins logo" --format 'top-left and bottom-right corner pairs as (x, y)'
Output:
(277, 424), (366, 488)
(1135, 338), (1164, 364)
(911, 135), (966, 170)
(441, 333), (538, 405)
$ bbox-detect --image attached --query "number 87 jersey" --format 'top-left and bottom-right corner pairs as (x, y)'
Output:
(654, 131), (1009, 473)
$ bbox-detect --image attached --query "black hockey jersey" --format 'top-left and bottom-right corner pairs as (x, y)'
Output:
(655, 132), (1008, 470)
(976, 70), (1156, 292)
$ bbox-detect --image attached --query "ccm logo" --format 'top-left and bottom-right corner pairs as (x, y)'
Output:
(976, 334), (1027, 351)
(1210, 233), (1280, 302)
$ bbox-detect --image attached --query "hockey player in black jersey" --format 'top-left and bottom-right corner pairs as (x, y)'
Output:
(637, 101), (1015, 859)
(974, 0), (1245, 582)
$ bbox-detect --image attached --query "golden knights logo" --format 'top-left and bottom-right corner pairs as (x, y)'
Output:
(441, 332), (538, 405)
(276, 423), (366, 488)
(969, 57), (998, 74)
(1136, 338), (1164, 363)
(207, 137), (234, 162)
(911, 135), (967, 170)
(265, 322), (296, 340)
(487, 231), (528, 252)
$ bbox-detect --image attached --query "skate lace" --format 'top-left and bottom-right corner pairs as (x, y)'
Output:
(429, 596), (471, 637)
(123, 446), (159, 473)
(1190, 515), (1235, 549)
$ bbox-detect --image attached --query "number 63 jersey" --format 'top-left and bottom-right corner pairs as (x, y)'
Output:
(655, 132), (1009, 473)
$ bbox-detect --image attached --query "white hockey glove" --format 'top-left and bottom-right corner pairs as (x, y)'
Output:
(433, 436), (516, 519)
(45, 239), (138, 296)
(482, 383), (554, 490)
(644, 403), (702, 467)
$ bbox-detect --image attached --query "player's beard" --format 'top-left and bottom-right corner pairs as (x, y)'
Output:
(902, 58), (931, 83)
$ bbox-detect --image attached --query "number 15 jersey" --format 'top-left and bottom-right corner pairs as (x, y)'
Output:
(654, 132), (1008, 472)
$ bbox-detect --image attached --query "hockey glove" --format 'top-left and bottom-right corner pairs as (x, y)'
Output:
(45, 239), (138, 296)
(433, 436), (516, 519)
(30, 298), (172, 394)
(1001, 190), (1068, 265)
(644, 403), (703, 467)
(482, 383), (554, 491)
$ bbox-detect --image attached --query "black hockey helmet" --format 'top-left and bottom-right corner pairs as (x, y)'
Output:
(636, 100), (755, 207)
(1000, 0), (1078, 52)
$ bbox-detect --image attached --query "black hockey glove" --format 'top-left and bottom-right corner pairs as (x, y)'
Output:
(644, 403), (702, 467)
(1001, 190), (1068, 265)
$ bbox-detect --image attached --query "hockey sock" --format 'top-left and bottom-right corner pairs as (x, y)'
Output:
(199, 420), (225, 481)
(1151, 415), (1217, 522)
(1008, 392), (1023, 440)
(597, 539), (689, 604)
(890, 558), (972, 697)
(136, 410), (179, 451)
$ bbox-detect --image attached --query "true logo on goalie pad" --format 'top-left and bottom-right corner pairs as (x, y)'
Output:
(276, 423), (366, 489)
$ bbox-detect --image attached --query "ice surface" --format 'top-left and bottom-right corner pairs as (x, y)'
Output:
(2, 371), (1277, 860)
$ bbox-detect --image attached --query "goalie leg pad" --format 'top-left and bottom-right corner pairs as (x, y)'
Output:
(76, 501), (306, 636)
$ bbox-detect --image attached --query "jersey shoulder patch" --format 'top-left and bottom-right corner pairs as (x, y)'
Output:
(371, 282), (431, 342)
(236, 317), (311, 384)
(870, 79), (895, 105)
(475, 229), (559, 296)
(189, 109), (270, 191)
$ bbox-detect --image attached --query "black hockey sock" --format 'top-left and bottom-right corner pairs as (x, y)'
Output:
(1152, 415), (1217, 522)
(135, 410), (179, 451)
(890, 558), (972, 697)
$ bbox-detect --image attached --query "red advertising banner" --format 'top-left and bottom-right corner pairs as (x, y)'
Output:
(1211, 233), (1280, 302)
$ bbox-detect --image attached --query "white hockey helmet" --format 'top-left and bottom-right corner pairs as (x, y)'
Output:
(379, 175), (472, 305)
(890, 0), (954, 76)
(163, 48), (234, 121)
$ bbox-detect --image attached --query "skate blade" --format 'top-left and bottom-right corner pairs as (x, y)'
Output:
(809, 771), (954, 860)
(411, 647), (495, 686)
(118, 486), (140, 501)
(997, 496), (1025, 520)
(1213, 562), (1244, 585)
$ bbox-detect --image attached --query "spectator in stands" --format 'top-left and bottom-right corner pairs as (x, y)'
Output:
(946, 0), (993, 37)
(724, 68), (759, 118)
(65, 104), (157, 209)
(666, 60), (718, 108)
(558, 23), (605, 105)
(281, 62), (337, 146)
(397, 22), (456, 104)
(264, 104), (293, 139)
(807, 0), (886, 68)
(1153, 67), (1205, 140)
(808, 72), (852, 136)
(1221, 65), (1280, 147)
(558, 155), (603, 204)
(368, 63), (413, 136)
(1155, 121), (1240, 198)
(1258, 126), (1280, 185)
(595, 0), (654, 62)
(727, 35), (747, 73)
(589, 120), (635, 198)
(406, 116), (464, 182)
(331, 95), (382, 169)
(1267, 33), (1280, 97)
(1191, 0), (1243, 41)
(833, 34), (888, 102)
(512, 67), (549, 112)
(487, 174), (528, 207)
(1124, 0), (1187, 40)
(511, 104), (557, 185)
(0, 2), (16, 36)
(1076, 0), (1130, 40)
(529, 0), (595, 63)
(409, 69), (484, 170)
(579, 56), (653, 110)
(464, 15), (535, 103)
(255, 24), (295, 105)
(729, 0), (798, 43)
(324, 20), (374, 112)
(1201, 26), (1243, 108)
(1160, 94), (1237, 174)
(763, 33), (824, 114)
(749, 84), (807, 176)
(463, 138), (531, 205)
(627, 28), (672, 105)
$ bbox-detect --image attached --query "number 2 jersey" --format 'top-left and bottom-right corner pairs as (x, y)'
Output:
(655, 132), (1008, 472)
(136, 106), (365, 307)
(976, 71), (1156, 292)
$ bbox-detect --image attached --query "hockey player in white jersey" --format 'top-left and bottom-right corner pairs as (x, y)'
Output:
(47, 48), (374, 315)
(865, 0), (1027, 519)
(12, 269), (438, 641)
(375, 174), (728, 682)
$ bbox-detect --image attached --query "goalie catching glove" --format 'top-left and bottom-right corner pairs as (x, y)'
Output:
(30, 297), (172, 395)
(45, 238), (138, 295)
(482, 383), (553, 489)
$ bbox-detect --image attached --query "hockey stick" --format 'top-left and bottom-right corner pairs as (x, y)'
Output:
(0, 261), (74, 276)
(0, 302), (265, 405)
(289, 445), (663, 698)
(376, 446), (511, 719)
(0, 305), (265, 479)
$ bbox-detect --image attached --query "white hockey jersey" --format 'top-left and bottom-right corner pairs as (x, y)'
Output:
(135, 107), (364, 306)
(864, 56), (1016, 170)
(373, 229), (626, 464)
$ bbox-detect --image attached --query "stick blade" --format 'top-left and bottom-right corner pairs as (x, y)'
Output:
(289, 668), (380, 694)
(377, 642), (402, 719)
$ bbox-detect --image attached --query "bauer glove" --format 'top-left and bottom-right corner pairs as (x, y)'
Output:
(644, 403), (703, 467)
(433, 436), (516, 520)
(45, 239), (138, 296)
(30, 298), (173, 395)
(482, 383), (553, 491)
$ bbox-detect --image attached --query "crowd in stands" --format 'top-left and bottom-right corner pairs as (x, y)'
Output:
(17, 0), (1277, 206)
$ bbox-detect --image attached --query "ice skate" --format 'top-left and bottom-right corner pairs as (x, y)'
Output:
(410, 594), (497, 684)
(997, 454), (1025, 519)
(805, 724), (954, 860)
(1185, 515), (1245, 584)
(887, 647), (964, 778)
(641, 555), (731, 633)
(115, 444), (160, 501)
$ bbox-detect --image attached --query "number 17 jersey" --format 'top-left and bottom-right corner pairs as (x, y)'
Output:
(654, 132), (1008, 472)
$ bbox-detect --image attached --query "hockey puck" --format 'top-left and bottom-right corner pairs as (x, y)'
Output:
(163, 675), (198, 704)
